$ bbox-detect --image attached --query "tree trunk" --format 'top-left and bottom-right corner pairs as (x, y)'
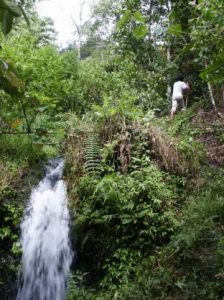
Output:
(166, 1), (172, 102)
(207, 82), (217, 110)
(222, 85), (224, 106)
(167, 42), (172, 101)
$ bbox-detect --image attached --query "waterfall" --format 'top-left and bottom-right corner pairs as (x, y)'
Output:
(17, 158), (73, 300)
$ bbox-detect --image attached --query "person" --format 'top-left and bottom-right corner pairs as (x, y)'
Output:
(170, 76), (189, 119)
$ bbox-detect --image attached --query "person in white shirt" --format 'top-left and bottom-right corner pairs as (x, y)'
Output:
(170, 76), (189, 119)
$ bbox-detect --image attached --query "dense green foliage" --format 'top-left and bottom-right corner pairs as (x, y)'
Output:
(0, 0), (224, 299)
(66, 105), (224, 300)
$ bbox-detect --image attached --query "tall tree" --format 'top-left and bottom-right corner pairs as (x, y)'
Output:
(72, 0), (93, 59)
(190, 0), (224, 108)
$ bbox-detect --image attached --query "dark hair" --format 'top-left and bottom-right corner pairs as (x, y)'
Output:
(176, 75), (184, 81)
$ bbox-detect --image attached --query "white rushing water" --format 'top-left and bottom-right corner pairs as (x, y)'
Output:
(17, 158), (73, 300)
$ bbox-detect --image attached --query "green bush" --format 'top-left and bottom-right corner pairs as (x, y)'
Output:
(71, 162), (176, 291)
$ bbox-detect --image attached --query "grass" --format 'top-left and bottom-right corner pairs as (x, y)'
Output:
(0, 135), (35, 160)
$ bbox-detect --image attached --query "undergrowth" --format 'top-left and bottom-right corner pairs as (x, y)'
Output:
(66, 104), (224, 299)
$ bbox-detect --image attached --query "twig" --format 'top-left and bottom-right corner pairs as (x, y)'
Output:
(0, 132), (57, 135)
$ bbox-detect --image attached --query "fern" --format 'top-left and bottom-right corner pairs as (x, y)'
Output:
(83, 133), (101, 176)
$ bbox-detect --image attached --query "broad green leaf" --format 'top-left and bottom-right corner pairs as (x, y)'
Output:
(0, 0), (21, 17)
(36, 106), (47, 113)
(133, 11), (146, 23)
(167, 24), (183, 36)
(126, 200), (135, 210)
(0, 227), (11, 239)
(200, 63), (224, 83)
(2, 9), (13, 35)
(168, 10), (178, 21)
(122, 218), (132, 225)
(137, 209), (154, 218)
(0, 0), (24, 35)
(117, 10), (131, 28)
(0, 60), (23, 94)
(133, 25), (148, 39)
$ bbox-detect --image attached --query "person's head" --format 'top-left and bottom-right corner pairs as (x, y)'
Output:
(175, 75), (184, 82)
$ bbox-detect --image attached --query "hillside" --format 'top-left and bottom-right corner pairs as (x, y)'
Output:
(65, 104), (224, 299)
(0, 0), (224, 299)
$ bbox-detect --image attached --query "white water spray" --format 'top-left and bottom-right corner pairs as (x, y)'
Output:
(17, 158), (73, 300)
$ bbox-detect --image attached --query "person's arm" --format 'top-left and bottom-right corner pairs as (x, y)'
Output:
(183, 82), (190, 92)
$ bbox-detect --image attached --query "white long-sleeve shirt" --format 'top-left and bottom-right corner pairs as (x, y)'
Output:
(172, 81), (188, 100)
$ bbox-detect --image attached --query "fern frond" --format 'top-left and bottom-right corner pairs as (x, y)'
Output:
(84, 133), (101, 176)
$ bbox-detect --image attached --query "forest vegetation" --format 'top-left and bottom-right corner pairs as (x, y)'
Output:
(0, 0), (224, 299)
